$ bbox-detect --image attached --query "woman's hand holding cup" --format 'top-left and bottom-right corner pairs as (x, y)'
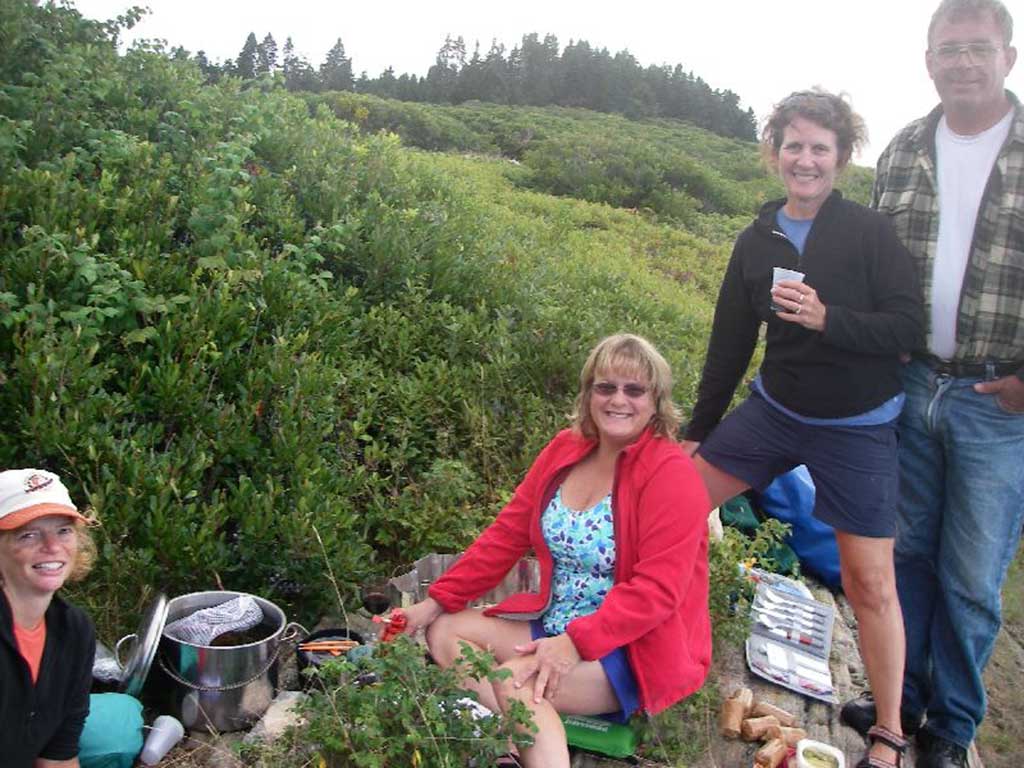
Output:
(772, 274), (826, 332)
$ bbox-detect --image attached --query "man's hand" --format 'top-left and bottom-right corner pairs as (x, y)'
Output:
(974, 374), (1024, 414)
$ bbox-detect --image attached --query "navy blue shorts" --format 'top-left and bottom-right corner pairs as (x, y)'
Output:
(530, 620), (639, 723)
(698, 390), (899, 538)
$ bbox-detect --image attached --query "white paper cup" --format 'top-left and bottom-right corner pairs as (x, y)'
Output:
(771, 266), (806, 312)
(140, 714), (185, 765)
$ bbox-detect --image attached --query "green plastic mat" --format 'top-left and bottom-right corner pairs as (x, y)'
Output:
(562, 714), (637, 758)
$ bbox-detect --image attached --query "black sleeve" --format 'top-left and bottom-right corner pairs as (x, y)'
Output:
(684, 235), (761, 442)
(40, 617), (95, 760)
(821, 214), (924, 355)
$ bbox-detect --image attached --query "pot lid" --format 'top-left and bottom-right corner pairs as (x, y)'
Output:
(118, 591), (168, 698)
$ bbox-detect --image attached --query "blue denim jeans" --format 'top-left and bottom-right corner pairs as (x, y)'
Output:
(896, 360), (1024, 748)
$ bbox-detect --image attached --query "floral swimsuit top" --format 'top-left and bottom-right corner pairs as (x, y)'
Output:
(540, 486), (616, 636)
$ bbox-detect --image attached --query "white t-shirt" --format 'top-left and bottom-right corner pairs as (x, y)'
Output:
(931, 110), (1013, 359)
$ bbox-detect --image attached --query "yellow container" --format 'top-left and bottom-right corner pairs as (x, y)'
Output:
(795, 738), (846, 768)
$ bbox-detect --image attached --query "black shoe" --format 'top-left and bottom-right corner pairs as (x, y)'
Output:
(915, 729), (968, 768)
(840, 692), (923, 738)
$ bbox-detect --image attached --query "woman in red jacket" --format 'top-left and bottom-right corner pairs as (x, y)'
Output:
(401, 333), (711, 768)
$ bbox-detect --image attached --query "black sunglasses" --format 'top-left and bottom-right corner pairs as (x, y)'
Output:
(592, 381), (649, 399)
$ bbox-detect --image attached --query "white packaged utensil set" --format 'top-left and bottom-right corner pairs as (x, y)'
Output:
(745, 580), (837, 704)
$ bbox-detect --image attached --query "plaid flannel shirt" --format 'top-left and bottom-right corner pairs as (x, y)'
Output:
(872, 91), (1024, 365)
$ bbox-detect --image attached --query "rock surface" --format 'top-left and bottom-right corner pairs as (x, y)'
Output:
(243, 690), (308, 745)
(680, 585), (984, 768)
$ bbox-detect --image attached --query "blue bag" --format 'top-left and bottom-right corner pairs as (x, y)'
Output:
(79, 693), (144, 768)
(757, 466), (842, 588)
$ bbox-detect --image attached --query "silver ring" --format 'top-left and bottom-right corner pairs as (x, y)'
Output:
(799, 294), (805, 304)
(796, 305), (802, 315)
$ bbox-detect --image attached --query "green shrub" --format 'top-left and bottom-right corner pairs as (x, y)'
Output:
(246, 638), (535, 768)
(2, 2), (787, 678)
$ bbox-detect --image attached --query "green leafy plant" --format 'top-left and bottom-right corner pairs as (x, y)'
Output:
(708, 517), (793, 647)
(247, 638), (535, 768)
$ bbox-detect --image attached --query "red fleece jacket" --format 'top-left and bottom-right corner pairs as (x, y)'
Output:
(428, 427), (712, 715)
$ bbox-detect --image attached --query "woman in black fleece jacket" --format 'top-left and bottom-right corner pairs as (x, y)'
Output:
(682, 90), (923, 768)
(0, 469), (96, 768)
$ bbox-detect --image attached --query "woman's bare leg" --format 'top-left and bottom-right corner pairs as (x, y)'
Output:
(693, 455), (751, 508)
(426, 610), (620, 768)
(493, 653), (619, 768)
(426, 609), (533, 712)
(836, 531), (905, 764)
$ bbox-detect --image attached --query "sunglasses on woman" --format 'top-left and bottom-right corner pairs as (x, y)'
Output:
(592, 381), (649, 399)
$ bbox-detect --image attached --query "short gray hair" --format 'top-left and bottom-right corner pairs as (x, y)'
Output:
(928, 0), (1013, 46)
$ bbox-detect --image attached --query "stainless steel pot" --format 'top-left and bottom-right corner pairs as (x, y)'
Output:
(156, 590), (298, 732)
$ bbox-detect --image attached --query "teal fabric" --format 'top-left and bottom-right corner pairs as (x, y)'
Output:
(79, 693), (144, 768)
(718, 494), (760, 534)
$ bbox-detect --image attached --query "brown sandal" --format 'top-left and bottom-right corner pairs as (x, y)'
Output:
(855, 725), (908, 767)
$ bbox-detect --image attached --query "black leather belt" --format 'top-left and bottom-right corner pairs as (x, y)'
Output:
(916, 354), (1023, 379)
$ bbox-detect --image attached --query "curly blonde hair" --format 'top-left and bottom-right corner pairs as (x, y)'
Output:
(0, 519), (97, 587)
(571, 333), (682, 440)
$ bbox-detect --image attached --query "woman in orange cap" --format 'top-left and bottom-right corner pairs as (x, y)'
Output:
(0, 468), (96, 768)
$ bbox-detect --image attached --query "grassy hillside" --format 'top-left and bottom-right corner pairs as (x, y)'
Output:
(1, 0), (747, 632)
(16, 3), (990, 765)
(0, 1), (878, 638)
(311, 91), (875, 242)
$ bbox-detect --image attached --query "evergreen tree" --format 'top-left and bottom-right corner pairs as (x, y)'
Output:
(256, 33), (278, 76)
(395, 73), (422, 101)
(452, 41), (485, 103)
(364, 66), (398, 97)
(425, 35), (465, 102)
(282, 36), (319, 91)
(513, 33), (560, 106)
(354, 30), (757, 140)
(559, 39), (594, 107)
(236, 32), (258, 79)
(194, 49), (222, 83)
(480, 40), (510, 103)
(320, 37), (353, 91)
(608, 49), (655, 117)
(282, 36), (297, 83)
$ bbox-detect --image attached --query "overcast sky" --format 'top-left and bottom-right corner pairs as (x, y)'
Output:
(74, 0), (1022, 166)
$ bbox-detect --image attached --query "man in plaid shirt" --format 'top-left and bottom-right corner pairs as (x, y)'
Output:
(841, 2), (1022, 766)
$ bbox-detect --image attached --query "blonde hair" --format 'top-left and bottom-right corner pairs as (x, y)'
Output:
(0, 518), (97, 587)
(68, 523), (96, 583)
(571, 333), (682, 440)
